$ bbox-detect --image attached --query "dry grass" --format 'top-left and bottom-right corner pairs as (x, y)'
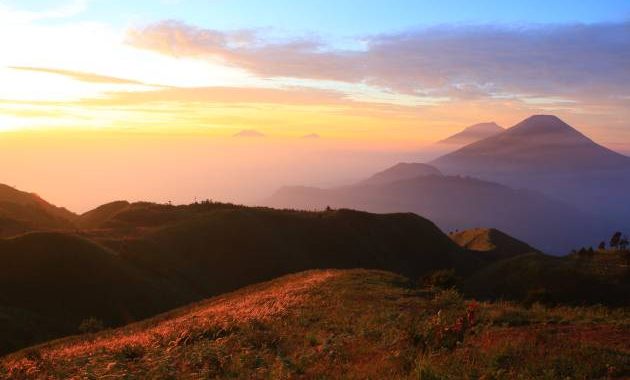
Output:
(1, 269), (628, 379)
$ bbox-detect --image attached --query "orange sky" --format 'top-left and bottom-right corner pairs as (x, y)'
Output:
(1, 1), (628, 211)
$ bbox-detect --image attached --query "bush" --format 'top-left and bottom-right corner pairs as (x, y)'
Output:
(523, 288), (554, 308)
(115, 344), (145, 361)
(420, 269), (460, 290)
(78, 317), (105, 334)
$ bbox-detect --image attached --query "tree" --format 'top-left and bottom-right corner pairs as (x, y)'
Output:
(610, 232), (622, 250)
(598, 241), (606, 251)
(78, 317), (105, 334)
(620, 235), (629, 251)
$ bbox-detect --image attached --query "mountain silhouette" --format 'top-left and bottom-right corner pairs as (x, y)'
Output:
(360, 163), (442, 186)
(433, 115), (630, 174)
(267, 171), (602, 253)
(431, 115), (630, 221)
(438, 122), (504, 147)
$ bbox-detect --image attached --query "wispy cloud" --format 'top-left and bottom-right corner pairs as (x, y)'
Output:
(127, 21), (630, 104)
(0, 0), (88, 23)
(9, 66), (150, 85)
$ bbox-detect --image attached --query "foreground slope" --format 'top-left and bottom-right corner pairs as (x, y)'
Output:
(3, 270), (628, 379)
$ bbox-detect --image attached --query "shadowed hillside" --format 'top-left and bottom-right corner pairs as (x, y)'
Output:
(2, 270), (628, 379)
(76, 200), (131, 229)
(463, 252), (630, 306)
(0, 232), (176, 355)
(0, 201), (476, 354)
(450, 228), (539, 260)
(0, 184), (76, 236)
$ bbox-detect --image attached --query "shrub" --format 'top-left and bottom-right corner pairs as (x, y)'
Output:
(115, 344), (145, 361)
(415, 298), (478, 352)
(431, 288), (464, 310)
(492, 309), (532, 327)
(78, 317), (105, 334)
(420, 269), (460, 290)
(523, 288), (554, 308)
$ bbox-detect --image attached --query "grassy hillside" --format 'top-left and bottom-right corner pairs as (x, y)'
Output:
(0, 202), (476, 355)
(108, 203), (477, 294)
(2, 270), (628, 379)
(463, 252), (630, 306)
(0, 184), (76, 236)
(0, 232), (180, 354)
(450, 227), (539, 260)
(75, 200), (131, 229)
(2, 198), (627, 362)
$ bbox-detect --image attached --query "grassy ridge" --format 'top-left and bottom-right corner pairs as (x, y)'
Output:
(0, 202), (474, 355)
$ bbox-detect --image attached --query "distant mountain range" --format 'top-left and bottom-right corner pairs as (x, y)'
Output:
(360, 163), (442, 186)
(431, 114), (630, 220)
(437, 122), (504, 147)
(267, 114), (630, 252)
(267, 167), (601, 253)
(433, 115), (630, 174)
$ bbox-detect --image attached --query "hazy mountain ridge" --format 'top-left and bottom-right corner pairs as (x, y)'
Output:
(438, 122), (505, 147)
(268, 172), (602, 253)
(432, 115), (630, 173)
(360, 162), (442, 186)
(431, 115), (630, 222)
(269, 115), (628, 252)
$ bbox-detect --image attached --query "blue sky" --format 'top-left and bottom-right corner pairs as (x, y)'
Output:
(1, 0), (629, 210)
(7, 0), (630, 36)
(0, 0), (629, 145)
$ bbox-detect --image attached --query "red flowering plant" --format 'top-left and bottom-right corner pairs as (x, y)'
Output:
(417, 295), (479, 352)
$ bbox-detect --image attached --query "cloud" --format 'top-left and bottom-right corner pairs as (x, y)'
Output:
(9, 66), (150, 85)
(302, 133), (320, 139)
(127, 21), (630, 103)
(0, 0), (88, 23)
(234, 129), (265, 138)
(72, 85), (348, 107)
(126, 21), (364, 82)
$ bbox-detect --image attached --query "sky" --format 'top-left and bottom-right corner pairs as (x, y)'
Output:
(0, 0), (629, 210)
